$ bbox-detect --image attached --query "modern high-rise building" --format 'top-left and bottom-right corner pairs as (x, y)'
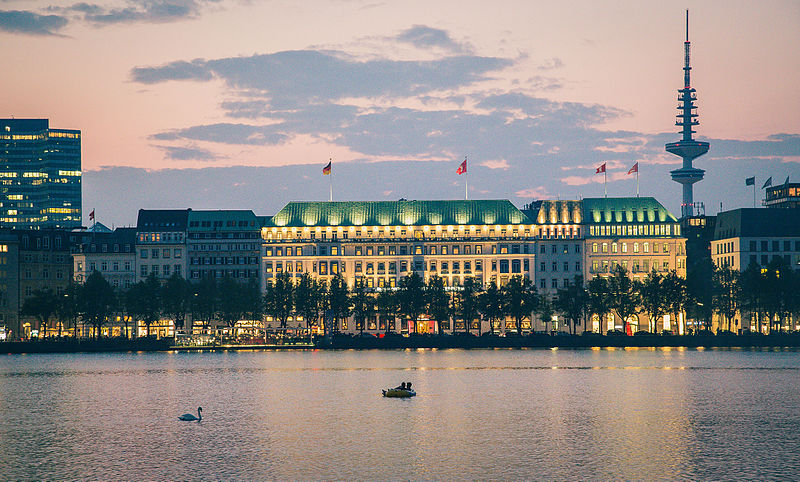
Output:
(0, 119), (82, 229)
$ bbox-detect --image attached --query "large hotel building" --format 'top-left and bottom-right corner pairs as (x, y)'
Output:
(261, 196), (686, 333)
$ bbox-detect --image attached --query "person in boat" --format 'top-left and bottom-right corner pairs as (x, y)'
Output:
(406, 382), (412, 391)
(394, 382), (406, 390)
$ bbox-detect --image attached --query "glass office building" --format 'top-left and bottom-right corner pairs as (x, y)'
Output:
(0, 119), (82, 229)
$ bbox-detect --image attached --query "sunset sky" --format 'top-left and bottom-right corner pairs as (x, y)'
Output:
(2, 0), (799, 227)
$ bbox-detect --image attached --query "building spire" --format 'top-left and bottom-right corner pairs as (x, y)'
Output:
(666, 9), (709, 218)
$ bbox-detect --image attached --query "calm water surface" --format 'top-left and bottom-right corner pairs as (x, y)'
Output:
(1, 347), (800, 480)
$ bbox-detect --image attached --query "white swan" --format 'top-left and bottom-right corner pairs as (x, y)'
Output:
(179, 407), (202, 421)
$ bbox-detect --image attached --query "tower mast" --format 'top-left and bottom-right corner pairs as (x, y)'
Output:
(666, 10), (710, 218)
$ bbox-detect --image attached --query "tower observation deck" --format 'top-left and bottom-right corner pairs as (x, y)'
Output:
(666, 10), (709, 219)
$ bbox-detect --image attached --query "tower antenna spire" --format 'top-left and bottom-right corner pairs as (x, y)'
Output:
(666, 10), (710, 219)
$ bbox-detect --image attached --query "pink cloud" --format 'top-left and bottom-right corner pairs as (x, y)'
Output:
(514, 186), (549, 198)
(480, 159), (509, 170)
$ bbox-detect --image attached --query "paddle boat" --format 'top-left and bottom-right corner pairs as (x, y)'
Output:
(382, 386), (416, 398)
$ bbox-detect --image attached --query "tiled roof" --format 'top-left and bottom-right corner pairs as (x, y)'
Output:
(266, 200), (532, 227)
(136, 209), (190, 231)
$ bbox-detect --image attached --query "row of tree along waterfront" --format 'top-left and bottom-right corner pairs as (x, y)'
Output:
(16, 256), (799, 342)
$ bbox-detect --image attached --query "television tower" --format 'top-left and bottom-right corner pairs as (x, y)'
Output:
(666, 10), (709, 218)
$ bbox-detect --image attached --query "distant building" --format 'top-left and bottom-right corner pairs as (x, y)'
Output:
(0, 119), (82, 229)
(764, 182), (800, 209)
(711, 208), (800, 271)
(15, 229), (75, 338)
(72, 227), (137, 289)
(135, 209), (189, 282)
(261, 197), (686, 334)
(187, 210), (261, 282)
(0, 234), (20, 339)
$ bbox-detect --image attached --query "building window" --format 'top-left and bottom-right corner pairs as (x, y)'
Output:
(140, 265), (148, 276)
(141, 250), (148, 259)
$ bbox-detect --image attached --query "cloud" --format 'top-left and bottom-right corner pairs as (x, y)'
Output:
(132, 50), (514, 107)
(514, 186), (549, 199)
(157, 144), (219, 161)
(481, 159), (509, 170)
(152, 123), (290, 145)
(0, 10), (68, 35)
(395, 25), (471, 54)
(61, 0), (213, 25)
(537, 57), (563, 70)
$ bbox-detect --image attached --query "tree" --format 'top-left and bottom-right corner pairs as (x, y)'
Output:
(327, 273), (350, 334)
(686, 256), (715, 331)
(192, 276), (218, 333)
(398, 272), (425, 334)
(375, 288), (398, 334)
(20, 288), (59, 338)
(480, 280), (504, 335)
(126, 274), (162, 337)
(78, 271), (116, 339)
(502, 275), (537, 334)
(536, 294), (555, 333)
(295, 273), (323, 333)
(425, 275), (450, 334)
(554, 276), (588, 334)
(241, 278), (264, 332)
(161, 274), (191, 331)
(458, 277), (483, 335)
(264, 272), (294, 330)
(606, 265), (641, 335)
(56, 283), (80, 338)
(638, 271), (669, 333)
(663, 271), (689, 334)
(350, 277), (374, 334)
(712, 265), (740, 332)
(587, 276), (612, 333)
(216, 277), (253, 331)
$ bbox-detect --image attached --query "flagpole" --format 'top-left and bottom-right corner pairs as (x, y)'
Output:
(636, 168), (639, 197)
(604, 170), (607, 198)
(329, 158), (333, 202)
(465, 155), (468, 200)
(753, 183), (756, 208)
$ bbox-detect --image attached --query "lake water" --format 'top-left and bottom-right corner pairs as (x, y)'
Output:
(1, 347), (800, 480)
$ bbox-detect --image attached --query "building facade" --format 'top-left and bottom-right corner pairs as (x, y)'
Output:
(261, 198), (687, 334)
(135, 209), (189, 282)
(187, 210), (261, 281)
(711, 208), (800, 271)
(72, 227), (137, 289)
(0, 119), (82, 229)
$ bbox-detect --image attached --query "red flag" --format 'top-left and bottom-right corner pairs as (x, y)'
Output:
(322, 160), (331, 175)
(627, 162), (638, 175)
(595, 163), (606, 174)
(456, 158), (467, 175)
(89, 209), (95, 221)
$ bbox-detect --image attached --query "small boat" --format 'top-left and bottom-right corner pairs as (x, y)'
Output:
(382, 388), (416, 398)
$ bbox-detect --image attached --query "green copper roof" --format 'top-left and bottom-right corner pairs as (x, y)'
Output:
(523, 200), (583, 225)
(581, 197), (678, 224)
(267, 200), (532, 227)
